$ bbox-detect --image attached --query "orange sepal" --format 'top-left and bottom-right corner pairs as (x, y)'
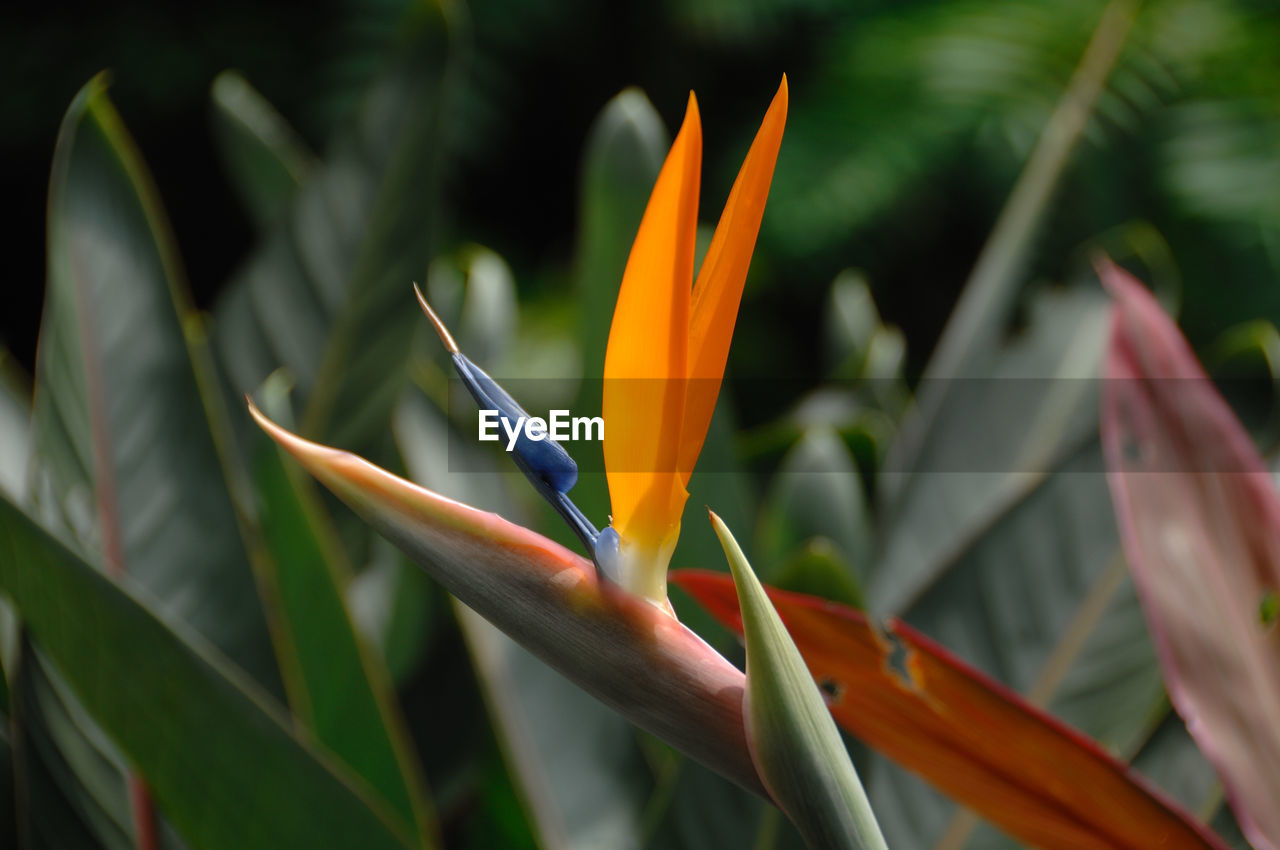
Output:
(603, 94), (702, 551)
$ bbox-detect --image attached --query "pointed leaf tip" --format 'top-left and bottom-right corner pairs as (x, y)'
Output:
(708, 512), (888, 850)
(1093, 253), (1130, 298)
(413, 282), (459, 353)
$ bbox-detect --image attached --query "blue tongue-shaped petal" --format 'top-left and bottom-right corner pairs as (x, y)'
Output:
(414, 284), (608, 568)
(450, 352), (578, 493)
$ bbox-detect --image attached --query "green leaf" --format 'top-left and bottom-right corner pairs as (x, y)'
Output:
(574, 88), (669, 385)
(214, 3), (459, 461)
(873, 285), (1111, 615)
(0, 728), (14, 848)
(0, 351), (30, 503)
(0, 351), (140, 850)
(455, 603), (653, 848)
(875, 0), (1140, 622)
(347, 536), (438, 687)
(890, 0), (1137, 395)
(861, 283), (1224, 846)
(10, 642), (133, 850)
(34, 73), (280, 691)
(250, 378), (437, 844)
(0, 495), (414, 850)
(825, 271), (903, 383)
(757, 427), (871, 587)
(210, 70), (315, 229)
(709, 511), (887, 850)
(767, 0), (1145, 259)
(770, 541), (864, 610)
(649, 757), (806, 850)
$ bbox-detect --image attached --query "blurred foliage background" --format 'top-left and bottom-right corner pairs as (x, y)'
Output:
(8, 0), (1280, 387)
(4, 0), (1280, 847)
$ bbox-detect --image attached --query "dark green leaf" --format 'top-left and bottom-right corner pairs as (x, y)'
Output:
(10, 642), (131, 850)
(215, 3), (459, 461)
(757, 427), (871, 587)
(0, 496), (414, 850)
(250, 379), (437, 844)
(210, 70), (316, 229)
(573, 88), (668, 386)
(33, 74), (280, 691)
(0, 350), (30, 503)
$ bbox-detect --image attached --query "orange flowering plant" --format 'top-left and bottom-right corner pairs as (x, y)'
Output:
(248, 79), (893, 845)
(4, 29), (1253, 846)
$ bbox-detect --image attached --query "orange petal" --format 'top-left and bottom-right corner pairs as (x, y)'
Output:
(679, 76), (788, 481)
(603, 94), (701, 550)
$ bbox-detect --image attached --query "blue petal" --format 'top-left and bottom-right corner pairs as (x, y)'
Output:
(452, 352), (578, 493)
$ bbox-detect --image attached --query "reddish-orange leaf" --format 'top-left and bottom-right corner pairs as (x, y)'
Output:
(671, 569), (1227, 850)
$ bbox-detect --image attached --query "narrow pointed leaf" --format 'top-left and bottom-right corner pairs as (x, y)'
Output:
(709, 513), (886, 850)
(757, 426), (871, 586)
(11, 642), (128, 850)
(210, 70), (315, 229)
(0, 351), (30, 503)
(0, 496), (414, 850)
(574, 88), (668, 388)
(250, 383), (436, 844)
(1099, 258), (1280, 850)
(672, 569), (1228, 850)
(250, 405), (765, 797)
(35, 74), (280, 689)
(215, 3), (456, 459)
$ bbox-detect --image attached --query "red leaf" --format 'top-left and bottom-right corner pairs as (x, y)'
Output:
(672, 569), (1226, 850)
(1100, 257), (1280, 850)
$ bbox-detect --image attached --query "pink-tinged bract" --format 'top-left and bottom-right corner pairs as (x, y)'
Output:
(1099, 258), (1280, 850)
(247, 403), (765, 798)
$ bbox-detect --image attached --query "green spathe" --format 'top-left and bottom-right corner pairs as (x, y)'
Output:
(710, 510), (889, 850)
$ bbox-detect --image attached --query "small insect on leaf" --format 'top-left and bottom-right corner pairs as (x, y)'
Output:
(1261, 590), (1279, 628)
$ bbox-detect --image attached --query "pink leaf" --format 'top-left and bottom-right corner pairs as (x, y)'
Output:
(1100, 257), (1280, 850)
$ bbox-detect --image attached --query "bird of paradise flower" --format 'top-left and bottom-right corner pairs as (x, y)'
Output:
(249, 79), (787, 794)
